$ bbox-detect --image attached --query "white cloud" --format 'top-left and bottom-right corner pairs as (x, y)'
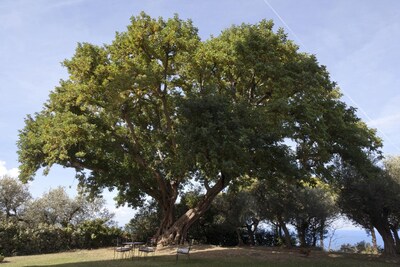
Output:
(369, 113), (400, 129)
(0, 160), (20, 178)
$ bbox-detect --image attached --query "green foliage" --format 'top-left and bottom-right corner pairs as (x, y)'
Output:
(255, 228), (297, 247)
(201, 223), (238, 246)
(0, 175), (31, 222)
(24, 187), (113, 227)
(186, 201), (239, 247)
(336, 157), (400, 255)
(0, 183), (120, 256)
(125, 200), (160, 241)
(23, 224), (70, 254)
(385, 156), (400, 184)
(337, 162), (396, 227)
(0, 221), (19, 256)
(0, 220), (122, 256)
(339, 241), (382, 254)
(17, 12), (381, 241)
(252, 178), (338, 248)
(73, 219), (122, 249)
(213, 191), (256, 228)
(17, 12), (200, 206)
(290, 182), (338, 247)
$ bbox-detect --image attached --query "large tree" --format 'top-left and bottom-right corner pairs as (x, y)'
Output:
(18, 13), (380, 244)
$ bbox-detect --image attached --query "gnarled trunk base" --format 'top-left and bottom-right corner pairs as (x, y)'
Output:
(375, 223), (397, 256)
(158, 175), (228, 245)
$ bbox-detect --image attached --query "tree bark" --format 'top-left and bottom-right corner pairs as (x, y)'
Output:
(390, 225), (400, 254)
(296, 221), (308, 248)
(312, 232), (317, 247)
(272, 223), (280, 245)
(155, 200), (175, 238)
(369, 225), (378, 254)
(245, 223), (254, 246)
(152, 178), (179, 239)
(159, 173), (228, 245)
(277, 224), (282, 240)
(375, 223), (397, 256)
(278, 216), (292, 248)
(236, 228), (244, 246)
(319, 220), (325, 250)
(246, 217), (259, 246)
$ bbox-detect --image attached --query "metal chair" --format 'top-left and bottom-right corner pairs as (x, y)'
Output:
(176, 239), (192, 262)
(113, 238), (132, 259)
(138, 237), (157, 257)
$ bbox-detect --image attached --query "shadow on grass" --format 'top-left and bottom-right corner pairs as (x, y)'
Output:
(23, 256), (201, 267)
(21, 256), (400, 267)
(9, 247), (400, 267)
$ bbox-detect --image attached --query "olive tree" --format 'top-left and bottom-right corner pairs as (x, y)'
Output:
(337, 159), (400, 256)
(0, 175), (31, 222)
(25, 187), (113, 227)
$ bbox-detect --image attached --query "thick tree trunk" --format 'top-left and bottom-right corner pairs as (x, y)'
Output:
(375, 223), (397, 256)
(278, 216), (292, 248)
(297, 221), (308, 248)
(246, 217), (259, 246)
(153, 179), (179, 239)
(159, 174), (228, 245)
(155, 201), (175, 238)
(236, 228), (244, 246)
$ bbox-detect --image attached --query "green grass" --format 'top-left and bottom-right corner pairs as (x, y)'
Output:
(1, 247), (398, 267)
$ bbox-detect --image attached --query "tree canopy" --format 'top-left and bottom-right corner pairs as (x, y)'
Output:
(18, 12), (381, 244)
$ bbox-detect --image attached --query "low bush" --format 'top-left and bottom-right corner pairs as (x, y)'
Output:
(0, 220), (123, 256)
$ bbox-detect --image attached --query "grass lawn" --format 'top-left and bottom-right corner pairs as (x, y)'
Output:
(1, 246), (399, 267)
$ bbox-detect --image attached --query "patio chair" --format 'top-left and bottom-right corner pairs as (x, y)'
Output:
(176, 239), (192, 262)
(138, 237), (157, 257)
(113, 238), (132, 259)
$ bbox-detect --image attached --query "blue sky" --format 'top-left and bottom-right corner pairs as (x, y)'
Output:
(1, 0), (399, 227)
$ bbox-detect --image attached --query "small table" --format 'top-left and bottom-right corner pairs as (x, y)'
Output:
(123, 242), (145, 258)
